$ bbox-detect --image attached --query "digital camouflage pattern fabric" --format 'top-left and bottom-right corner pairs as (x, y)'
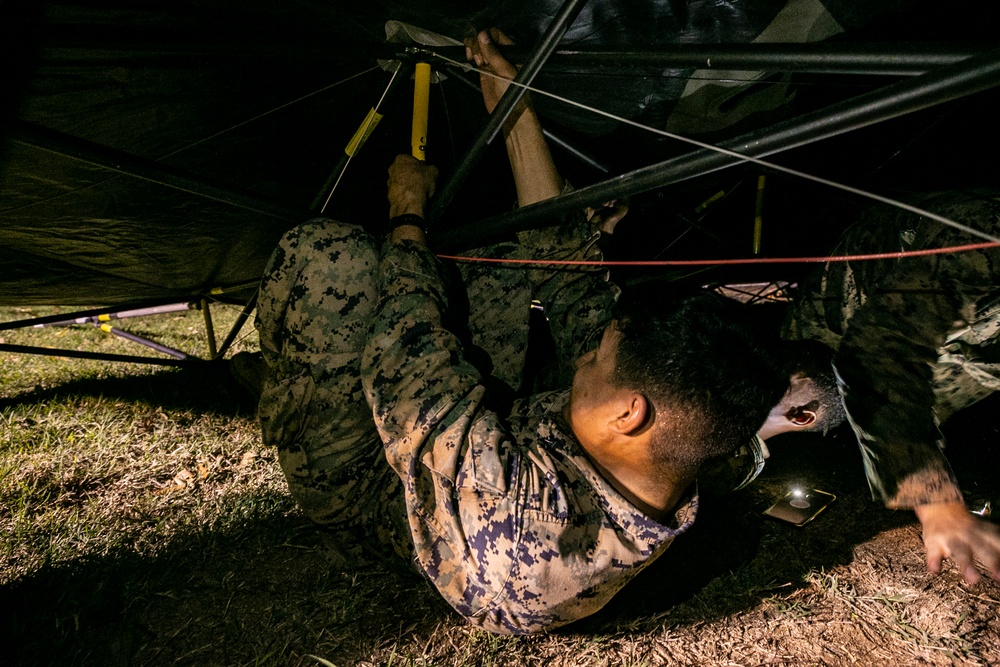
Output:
(254, 214), (695, 633)
(784, 189), (1000, 509)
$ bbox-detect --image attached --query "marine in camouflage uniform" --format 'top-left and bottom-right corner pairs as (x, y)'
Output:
(254, 211), (698, 634)
(783, 189), (1000, 509)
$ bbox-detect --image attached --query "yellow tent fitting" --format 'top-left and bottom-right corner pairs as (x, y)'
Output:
(411, 62), (431, 160)
(753, 174), (766, 255)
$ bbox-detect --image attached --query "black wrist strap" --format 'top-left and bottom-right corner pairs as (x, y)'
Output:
(387, 213), (426, 236)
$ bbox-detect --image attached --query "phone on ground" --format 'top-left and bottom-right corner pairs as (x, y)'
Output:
(763, 487), (836, 527)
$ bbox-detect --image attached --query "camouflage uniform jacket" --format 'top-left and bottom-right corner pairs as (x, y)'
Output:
(784, 190), (1000, 508)
(361, 239), (697, 634)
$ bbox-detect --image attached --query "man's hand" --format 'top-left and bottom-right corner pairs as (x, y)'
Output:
(387, 154), (437, 218)
(914, 501), (1000, 584)
(387, 154), (437, 244)
(465, 29), (518, 115)
(586, 200), (630, 235)
(464, 28), (563, 207)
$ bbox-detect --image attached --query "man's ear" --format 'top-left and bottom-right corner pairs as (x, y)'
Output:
(786, 405), (817, 428)
(611, 392), (649, 435)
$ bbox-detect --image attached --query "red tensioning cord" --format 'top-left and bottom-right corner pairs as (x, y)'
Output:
(437, 242), (1000, 268)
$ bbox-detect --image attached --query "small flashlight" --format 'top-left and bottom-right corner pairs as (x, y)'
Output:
(789, 486), (810, 508)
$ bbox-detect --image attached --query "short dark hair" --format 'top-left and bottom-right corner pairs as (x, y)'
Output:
(612, 289), (786, 478)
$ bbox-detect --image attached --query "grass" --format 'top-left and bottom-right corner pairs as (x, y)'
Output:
(2, 303), (1000, 666)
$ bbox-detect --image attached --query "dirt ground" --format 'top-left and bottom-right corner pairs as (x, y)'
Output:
(3, 355), (999, 666)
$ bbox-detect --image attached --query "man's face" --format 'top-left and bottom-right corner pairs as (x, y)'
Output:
(565, 323), (622, 438)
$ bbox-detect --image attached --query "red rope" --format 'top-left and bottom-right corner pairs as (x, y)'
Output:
(437, 241), (1000, 268)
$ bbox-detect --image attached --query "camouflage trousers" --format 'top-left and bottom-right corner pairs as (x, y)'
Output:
(253, 220), (573, 558)
(255, 220), (409, 561)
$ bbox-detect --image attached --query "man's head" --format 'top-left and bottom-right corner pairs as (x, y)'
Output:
(566, 290), (787, 487)
(758, 339), (846, 441)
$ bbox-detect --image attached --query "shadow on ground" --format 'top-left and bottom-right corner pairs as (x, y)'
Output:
(1, 495), (453, 667)
(0, 359), (258, 418)
(4, 375), (998, 665)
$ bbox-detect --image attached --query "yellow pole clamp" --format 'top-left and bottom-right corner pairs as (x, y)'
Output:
(753, 174), (766, 255)
(411, 62), (431, 160)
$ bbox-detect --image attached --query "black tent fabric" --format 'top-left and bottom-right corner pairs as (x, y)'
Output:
(2, 0), (999, 308)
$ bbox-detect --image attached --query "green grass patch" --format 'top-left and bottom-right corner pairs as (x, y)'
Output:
(3, 304), (1000, 666)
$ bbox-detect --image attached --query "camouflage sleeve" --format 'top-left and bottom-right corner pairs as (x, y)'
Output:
(457, 203), (619, 394)
(360, 240), (525, 628)
(361, 241), (695, 633)
(834, 194), (1000, 508)
(836, 264), (964, 508)
(516, 208), (620, 388)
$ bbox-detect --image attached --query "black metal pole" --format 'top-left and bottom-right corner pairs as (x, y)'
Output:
(0, 343), (194, 366)
(94, 322), (190, 359)
(442, 65), (610, 173)
(506, 42), (989, 76)
(423, 43), (987, 76)
(10, 120), (307, 221)
(428, 0), (591, 225)
(214, 290), (258, 359)
(438, 48), (1000, 251)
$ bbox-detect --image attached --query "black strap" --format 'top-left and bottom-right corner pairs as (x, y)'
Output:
(387, 213), (426, 235)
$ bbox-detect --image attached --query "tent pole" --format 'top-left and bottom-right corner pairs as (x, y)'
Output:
(436, 42), (988, 77)
(438, 48), (1000, 251)
(442, 66), (610, 173)
(428, 0), (590, 225)
(201, 299), (218, 359)
(0, 299), (199, 331)
(0, 343), (194, 367)
(92, 322), (190, 359)
(213, 290), (258, 360)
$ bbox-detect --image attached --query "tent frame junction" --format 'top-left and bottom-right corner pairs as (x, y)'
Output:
(4, 0), (1000, 366)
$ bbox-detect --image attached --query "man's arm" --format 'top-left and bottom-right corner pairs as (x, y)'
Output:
(835, 262), (964, 508)
(466, 29), (563, 207)
(466, 29), (629, 231)
(366, 155), (481, 451)
(364, 155), (530, 628)
(464, 30), (623, 385)
(386, 154), (436, 246)
(831, 194), (1000, 583)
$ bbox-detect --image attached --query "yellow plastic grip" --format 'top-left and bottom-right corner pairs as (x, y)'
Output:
(411, 62), (431, 160)
(346, 108), (383, 157)
(753, 174), (765, 255)
(695, 190), (725, 215)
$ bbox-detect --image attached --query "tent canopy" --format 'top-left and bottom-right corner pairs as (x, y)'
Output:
(3, 0), (1000, 308)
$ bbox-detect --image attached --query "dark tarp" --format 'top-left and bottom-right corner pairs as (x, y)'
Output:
(2, 0), (999, 307)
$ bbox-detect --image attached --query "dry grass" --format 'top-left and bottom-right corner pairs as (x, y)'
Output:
(2, 304), (999, 666)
